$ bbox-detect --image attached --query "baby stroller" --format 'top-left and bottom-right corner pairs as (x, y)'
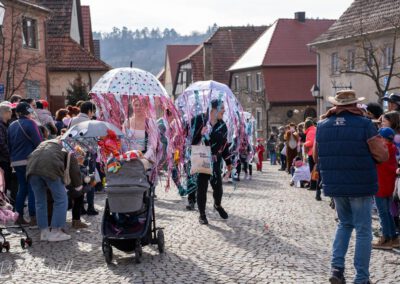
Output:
(0, 169), (32, 252)
(101, 159), (165, 264)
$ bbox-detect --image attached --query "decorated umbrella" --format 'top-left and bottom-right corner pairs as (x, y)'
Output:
(61, 120), (124, 139)
(176, 80), (245, 146)
(89, 67), (185, 187)
(175, 80), (246, 194)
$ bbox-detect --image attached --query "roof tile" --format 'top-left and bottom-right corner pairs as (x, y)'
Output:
(311, 0), (400, 45)
(47, 37), (110, 71)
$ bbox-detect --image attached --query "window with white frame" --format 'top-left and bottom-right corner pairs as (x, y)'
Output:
(347, 49), (355, 70)
(384, 45), (393, 69)
(331, 52), (339, 74)
(256, 108), (262, 130)
(246, 74), (251, 92)
(22, 18), (38, 49)
(256, 72), (262, 91)
(234, 75), (239, 92)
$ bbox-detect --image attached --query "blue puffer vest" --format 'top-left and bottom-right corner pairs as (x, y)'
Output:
(316, 112), (378, 197)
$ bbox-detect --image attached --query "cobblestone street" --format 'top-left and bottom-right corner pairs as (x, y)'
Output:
(1, 164), (400, 284)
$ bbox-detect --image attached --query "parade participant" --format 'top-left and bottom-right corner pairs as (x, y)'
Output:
(27, 138), (82, 241)
(123, 97), (157, 169)
(193, 99), (232, 225)
(255, 139), (265, 171)
(8, 102), (43, 225)
(314, 90), (388, 284)
(284, 123), (299, 174)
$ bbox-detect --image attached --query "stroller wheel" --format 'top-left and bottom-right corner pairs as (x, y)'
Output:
(20, 238), (26, 249)
(134, 241), (141, 264)
(103, 245), (113, 264)
(157, 229), (165, 254)
(3, 241), (10, 252)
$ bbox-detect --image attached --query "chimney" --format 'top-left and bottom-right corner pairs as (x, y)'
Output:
(295, 12), (306, 22)
(203, 42), (213, 80)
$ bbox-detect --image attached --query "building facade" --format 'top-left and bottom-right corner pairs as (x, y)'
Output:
(310, 0), (400, 116)
(229, 13), (334, 139)
(0, 0), (50, 101)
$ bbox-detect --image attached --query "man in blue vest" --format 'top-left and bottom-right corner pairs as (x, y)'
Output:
(314, 90), (388, 284)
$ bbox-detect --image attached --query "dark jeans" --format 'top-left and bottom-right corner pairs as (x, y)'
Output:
(375, 197), (397, 239)
(196, 160), (223, 216)
(269, 151), (277, 165)
(280, 154), (286, 170)
(70, 195), (84, 221)
(86, 187), (95, 208)
(15, 166), (35, 217)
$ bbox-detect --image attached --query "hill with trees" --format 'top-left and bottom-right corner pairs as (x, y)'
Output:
(94, 25), (218, 75)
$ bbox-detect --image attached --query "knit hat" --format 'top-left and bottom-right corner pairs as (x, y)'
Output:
(15, 102), (34, 116)
(379, 127), (395, 141)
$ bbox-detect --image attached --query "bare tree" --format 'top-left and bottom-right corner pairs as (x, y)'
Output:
(0, 2), (46, 101)
(337, 17), (400, 98)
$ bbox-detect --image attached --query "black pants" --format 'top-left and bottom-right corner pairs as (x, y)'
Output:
(237, 157), (252, 177)
(308, 156), (317, 190)
(69, 195), (84, 221)
(196, 161), (223, 216)
(280, 154), (286, 170)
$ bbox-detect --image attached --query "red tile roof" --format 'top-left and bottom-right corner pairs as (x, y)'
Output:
(264, 66), (316, 104)
(264, 19), (335, 66)
(311, 0), (400, 45)
(38, 0), (78, 38)
(179, 26), (267, 85)
(81, 5), (94, 53)
(166, 45), (198, 87)
(229, 19), (334, 70)
(47, 37), (110, 71)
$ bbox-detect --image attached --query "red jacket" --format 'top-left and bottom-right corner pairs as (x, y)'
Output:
(304, 126), (316, 156)
(256, 144), (265, 155)
(376, 141), (397, 198)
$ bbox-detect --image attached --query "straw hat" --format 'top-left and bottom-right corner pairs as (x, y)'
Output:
(328, 90), (365, 106)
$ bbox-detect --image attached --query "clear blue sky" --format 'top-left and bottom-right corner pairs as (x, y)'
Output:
(80, 0), (354, 35)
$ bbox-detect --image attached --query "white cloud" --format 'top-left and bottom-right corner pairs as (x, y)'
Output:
(81, 0), (354, 35)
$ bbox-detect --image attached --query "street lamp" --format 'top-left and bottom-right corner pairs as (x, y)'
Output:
(310, 84), (321, 98)
(311, 84), (322, 118)
(0, 1), (5, 42)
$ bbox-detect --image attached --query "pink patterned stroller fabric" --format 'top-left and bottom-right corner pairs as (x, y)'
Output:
(0, 168), (19, 224)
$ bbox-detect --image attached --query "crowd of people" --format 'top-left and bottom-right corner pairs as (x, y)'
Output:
(1, 88), (400, 283)
(261, 90), (400, 284)
(0, 95), (103, 242)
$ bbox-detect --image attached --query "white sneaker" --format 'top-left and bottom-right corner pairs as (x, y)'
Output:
(40, 228), (50, 241)
(244, 173), (249, 180)
(47, 229), (71, 242)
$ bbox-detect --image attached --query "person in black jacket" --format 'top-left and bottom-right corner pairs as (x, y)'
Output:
(191, 99), (232, 225)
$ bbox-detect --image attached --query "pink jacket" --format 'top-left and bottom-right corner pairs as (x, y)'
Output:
(304, 125), (316, 156)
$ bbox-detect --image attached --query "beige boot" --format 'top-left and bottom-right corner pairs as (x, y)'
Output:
(72, 220), (89, 229)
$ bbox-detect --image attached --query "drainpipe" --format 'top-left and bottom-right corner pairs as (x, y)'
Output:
(316, 51), (321, 118)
